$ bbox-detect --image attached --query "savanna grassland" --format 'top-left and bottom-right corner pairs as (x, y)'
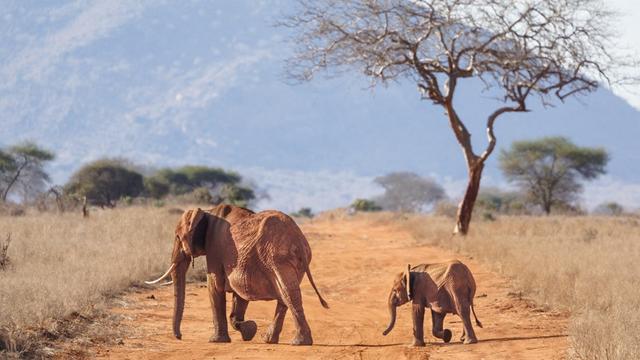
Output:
(0, 208), (638, 359)
(0, 207), (187, 357)
(405, 215), (640, 359)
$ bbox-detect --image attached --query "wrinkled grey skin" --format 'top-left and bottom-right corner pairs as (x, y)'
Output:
(382, 260), (483, 346)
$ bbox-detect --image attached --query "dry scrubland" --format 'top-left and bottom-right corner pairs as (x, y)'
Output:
(403, 214), (640, 359)
(0, 208), (638, 359)
(0, 207), (196, 357)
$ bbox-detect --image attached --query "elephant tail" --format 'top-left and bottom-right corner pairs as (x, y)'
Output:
(306, 267), (329, 309)
(469, 287), (483, 328)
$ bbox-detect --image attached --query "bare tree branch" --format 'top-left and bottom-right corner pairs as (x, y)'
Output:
(282, 0), (637, 234)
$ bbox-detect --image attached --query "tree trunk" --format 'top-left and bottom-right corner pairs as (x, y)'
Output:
(454, 162), (485, 235)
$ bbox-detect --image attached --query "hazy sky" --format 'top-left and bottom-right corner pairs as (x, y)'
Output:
(1, 1), (639, 212)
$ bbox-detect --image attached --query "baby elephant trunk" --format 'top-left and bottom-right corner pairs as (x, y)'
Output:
(382, 295), (397, 336)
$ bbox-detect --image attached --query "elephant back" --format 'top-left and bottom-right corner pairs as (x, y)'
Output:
(232, 210), (311, 267)
(415, 260), (467, 290)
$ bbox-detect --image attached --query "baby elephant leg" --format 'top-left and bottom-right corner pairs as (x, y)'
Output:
(431, 310), (452, 343)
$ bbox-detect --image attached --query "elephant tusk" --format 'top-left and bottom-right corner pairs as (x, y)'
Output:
(160, 280), (174, 286)
(145, 263), (177, 285)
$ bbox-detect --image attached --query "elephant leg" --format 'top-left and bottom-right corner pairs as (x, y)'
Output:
(456, 298), (477, 344)
(230, 294), (257, 341)
(411, 303), (426, 347)
(262, 301), (288, 344)
(274, 270), (313, 345)
(207, 273), (231, 343)
(431, 310), (452, 343)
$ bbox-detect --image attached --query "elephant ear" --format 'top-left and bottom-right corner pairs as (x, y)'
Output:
(406, 264), (412, 300)
(177, 208), (208, 257)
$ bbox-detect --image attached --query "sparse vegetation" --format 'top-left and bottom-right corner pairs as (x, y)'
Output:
(476, 187), (527, 215)
(593, 202), (625, 216)
(350, 198), (382, 212)
(291, 207), (314, 218)
(0, 142), (55, 203)
(374, 172), (445, 212)
(284, 0), (631, 234)
(0, 208), (182, 357)
(64, 159), (145, 208)
(0, 233), (11, 271)
(403, 214), (640, 359)
(500, 137), (608, 214)
(145, 166), (256, 207)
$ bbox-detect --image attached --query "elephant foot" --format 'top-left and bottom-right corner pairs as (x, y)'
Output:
(262, 329), (280, 344)
(443, 329), (452, 343)
(291, 333), (313, 346)
(463, 337), (478, 345)
(237, 321), (257, 341)
(209, 333), (231, 343)
(411, 339), (426, 347)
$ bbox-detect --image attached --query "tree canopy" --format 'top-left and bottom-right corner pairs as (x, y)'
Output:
(0, 142), (55, 202)
(145, 166), (242, 197)
(64, 159), (145, 207)
(499, 137), (608, 214)
(374, 172), (445, 212)
(283, 0), (634, 234)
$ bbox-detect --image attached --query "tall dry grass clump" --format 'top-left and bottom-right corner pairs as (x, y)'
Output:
(0, 207), (181, 356)
(403, 215), (640, 359)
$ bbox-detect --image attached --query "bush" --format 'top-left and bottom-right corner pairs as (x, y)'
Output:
(143, 177), (170, 199)
(350, 199), (381, 212)
(146, 166), (241, 196)
(374, 172), (446, 212)
(433, 200), (458, 218)
(218, 184), (255, 207)
(0, 233), (11, 271)
(593, 202), (625, 216)
(476, 188), (527, 214)
(64, 159), (145, 208)
(191, 187), (213, 204)
(291, 207), (314, 218)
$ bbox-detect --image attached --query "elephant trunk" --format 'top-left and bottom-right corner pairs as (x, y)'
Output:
(382, 294), (398, 336)
(172, 256), (191, 340)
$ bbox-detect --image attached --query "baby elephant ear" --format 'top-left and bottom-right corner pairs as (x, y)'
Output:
(406, 264), (412, 300)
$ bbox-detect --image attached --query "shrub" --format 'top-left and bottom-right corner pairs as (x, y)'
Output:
(291, 207), (314, 218)
(350, 199), (381, 212)
(433, 200), (458, 218)
(191, 187), (213, 204)
(64, 159), (145, 208)
(0, 234), (11, 271)
(593, 202), (625, 216)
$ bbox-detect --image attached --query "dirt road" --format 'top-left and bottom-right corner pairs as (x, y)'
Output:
(96, 214), (568, 359)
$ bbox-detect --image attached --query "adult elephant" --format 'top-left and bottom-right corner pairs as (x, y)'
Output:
(382, 260), (482, 346)
(146, 204), (329, 345)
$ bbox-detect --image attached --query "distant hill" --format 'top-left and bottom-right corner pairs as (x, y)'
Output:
(1, 1), (639, 211)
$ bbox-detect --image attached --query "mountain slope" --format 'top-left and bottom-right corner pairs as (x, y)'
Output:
(1, 1), (638, 211)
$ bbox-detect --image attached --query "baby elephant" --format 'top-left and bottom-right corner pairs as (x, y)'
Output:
(382, 259), (482, 346)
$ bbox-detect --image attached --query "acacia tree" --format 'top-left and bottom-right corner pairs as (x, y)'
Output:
(283, 0), (633, 234)
(0, 142), (55, 202)
(375, 172), (445, 212)
(499, 137), (608, 214)
(64, 159), (145, 208)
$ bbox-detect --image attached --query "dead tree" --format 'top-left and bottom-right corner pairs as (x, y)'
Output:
(283, 0), (636, 235)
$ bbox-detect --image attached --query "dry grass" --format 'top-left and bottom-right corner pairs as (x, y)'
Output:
(0, 207), (189, 357)
(2, 206), (638, 359)
(402, 214), (640, 359)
